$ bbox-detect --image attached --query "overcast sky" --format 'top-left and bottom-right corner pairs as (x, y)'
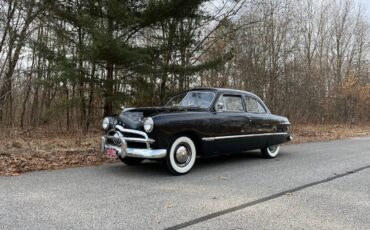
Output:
(357, 0), (370, 17)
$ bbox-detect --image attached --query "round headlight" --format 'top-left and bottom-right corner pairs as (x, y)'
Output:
(102, 117), (110, 130)
(143, 117), (154, 133)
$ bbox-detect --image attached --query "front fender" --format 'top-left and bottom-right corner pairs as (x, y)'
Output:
(148, 112), (214, 149)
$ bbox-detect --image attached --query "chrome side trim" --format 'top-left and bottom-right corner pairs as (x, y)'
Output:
(202, 137), (216, 141)
(202, 132), (289, 141)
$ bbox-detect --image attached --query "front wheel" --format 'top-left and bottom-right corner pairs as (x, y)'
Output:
(261, 145), (280, 158)
(119, 156), (144, 166)
(165, 136), (196, 175)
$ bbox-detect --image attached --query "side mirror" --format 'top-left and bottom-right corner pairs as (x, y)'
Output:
(216, 102), (224, 112)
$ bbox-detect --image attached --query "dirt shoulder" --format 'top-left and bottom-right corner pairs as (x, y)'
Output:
(0, 129), (116, 176)
(1, 124), (370, 176)
(290, 124), (370, 144)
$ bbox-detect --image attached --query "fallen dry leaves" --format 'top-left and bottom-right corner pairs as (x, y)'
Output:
(291, 124), (370, 144)
(164, 203), (174, 209)
(0, 129), (116, 176)
(218, 176), (228, 180)
(0, 124), (369, 176)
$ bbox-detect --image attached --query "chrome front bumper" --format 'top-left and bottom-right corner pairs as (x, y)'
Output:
(100, 125), (167, 159)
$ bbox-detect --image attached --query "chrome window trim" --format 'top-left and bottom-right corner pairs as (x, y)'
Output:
(202, 132), (289, 141)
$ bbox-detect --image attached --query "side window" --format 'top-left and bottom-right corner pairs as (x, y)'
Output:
(257, 101), (266, 113)
(246, 97), (258, 113)
(218, 95), (244, 112)
(245, 96), (266, 113)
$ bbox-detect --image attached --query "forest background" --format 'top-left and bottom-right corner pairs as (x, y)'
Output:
(0, 0), (369, 132)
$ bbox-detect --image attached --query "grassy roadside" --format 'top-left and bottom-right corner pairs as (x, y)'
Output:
(1, 124), (370, 176)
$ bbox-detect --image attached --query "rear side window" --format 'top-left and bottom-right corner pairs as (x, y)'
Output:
(219, 95), (244, 112)
(245, 96), (266, 113)
(257, 101), (266, 113)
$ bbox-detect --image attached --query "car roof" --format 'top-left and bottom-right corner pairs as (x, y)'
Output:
(171, 87), (270, 113)
(189, 87), (258, 97)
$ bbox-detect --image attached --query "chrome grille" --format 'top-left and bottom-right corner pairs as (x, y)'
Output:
(114, 125), (154, 149)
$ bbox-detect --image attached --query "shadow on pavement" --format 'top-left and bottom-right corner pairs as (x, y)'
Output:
(100, 150), (290, 177)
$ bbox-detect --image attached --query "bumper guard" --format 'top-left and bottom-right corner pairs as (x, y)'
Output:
(100, 125), (166, 159)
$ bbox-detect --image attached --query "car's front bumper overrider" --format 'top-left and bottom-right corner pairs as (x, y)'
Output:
(100, 126), (167, 159)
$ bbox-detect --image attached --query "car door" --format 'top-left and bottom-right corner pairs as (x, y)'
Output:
(211, 94), (252, 155)
(243, 95), (274, 149)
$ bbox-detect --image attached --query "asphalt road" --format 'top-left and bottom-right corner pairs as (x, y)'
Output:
(1, 137), (370, 230)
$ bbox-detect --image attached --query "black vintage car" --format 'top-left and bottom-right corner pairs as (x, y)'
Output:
(101, 88), (292, 175)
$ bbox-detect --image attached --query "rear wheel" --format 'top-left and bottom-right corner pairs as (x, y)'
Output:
(118, 156), (144, 166)
(261, 145), (280, 158)
(165, 136), (196, 175)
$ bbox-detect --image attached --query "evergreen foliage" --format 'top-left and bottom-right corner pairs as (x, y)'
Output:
(47, 0), (220, 115)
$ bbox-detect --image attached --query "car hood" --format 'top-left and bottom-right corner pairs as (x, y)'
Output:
(117, 106), (206, 129)
(123, 106), (206, 117)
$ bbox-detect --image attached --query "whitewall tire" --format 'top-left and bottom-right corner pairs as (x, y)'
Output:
(165, 136), (196, 175)
(261, 145), (280, 158)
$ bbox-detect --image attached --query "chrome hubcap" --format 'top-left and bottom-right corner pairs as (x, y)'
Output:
(268, 145), (278, 152)
(175, 146), (189, 164)
(175, 144), (192, 167)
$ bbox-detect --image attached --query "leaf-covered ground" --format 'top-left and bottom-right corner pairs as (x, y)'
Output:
(1, 124), (370, 176)
(291, 124), (370, 144)
(0, 129), (116, 176)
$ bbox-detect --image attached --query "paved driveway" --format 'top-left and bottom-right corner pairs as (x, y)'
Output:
(1, 137), (370, 229)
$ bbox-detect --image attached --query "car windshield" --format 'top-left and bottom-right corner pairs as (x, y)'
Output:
(166, 91), (215, 109)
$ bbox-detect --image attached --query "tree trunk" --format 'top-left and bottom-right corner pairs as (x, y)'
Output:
(104, 62), (114, 116)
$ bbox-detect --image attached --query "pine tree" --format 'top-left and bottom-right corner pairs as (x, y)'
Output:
(49, 0), (224, 116)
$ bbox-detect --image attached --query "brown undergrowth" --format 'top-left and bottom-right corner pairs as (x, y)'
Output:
(0, 128), (116, 176)
(1, 124), (370, 176)
(290, 124), (370, 144)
